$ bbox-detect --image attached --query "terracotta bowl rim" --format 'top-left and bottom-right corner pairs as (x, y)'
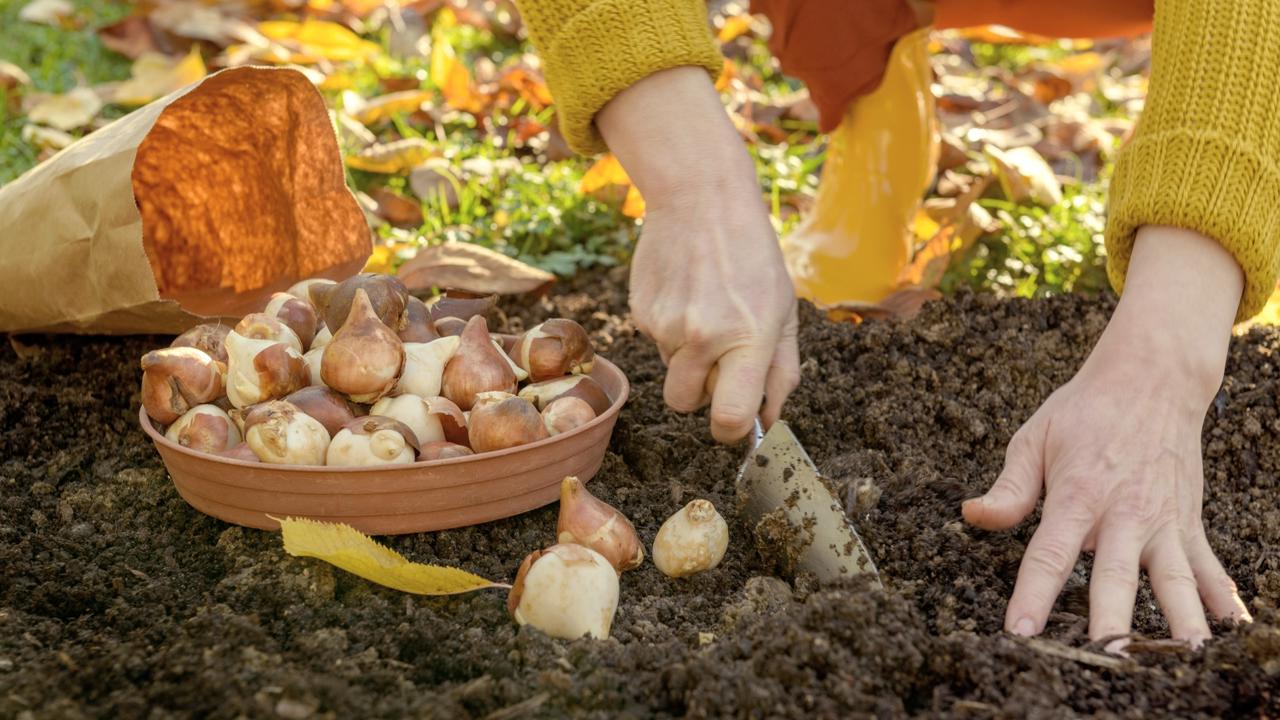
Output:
(139, 355), (629, 472)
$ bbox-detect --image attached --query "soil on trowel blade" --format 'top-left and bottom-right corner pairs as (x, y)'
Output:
(2, 269), (1278, 718)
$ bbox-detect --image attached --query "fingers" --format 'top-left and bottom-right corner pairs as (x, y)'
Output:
(1145, 529), (1212, 646)
(708, 344), (774, 443)
(963, 424), (1045, 530)
(1087, 522), (1144, 644)
(1004, 499), (1093, 636)
(663, 347), (713, 413)
(1186, 530), (1252, 622)
(760, 316), (800, 429)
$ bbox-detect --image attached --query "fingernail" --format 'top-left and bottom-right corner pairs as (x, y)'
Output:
(980, 495), (995, 507)
(1012, 618), (1036, 636)
(1104, 637), (1130, 655)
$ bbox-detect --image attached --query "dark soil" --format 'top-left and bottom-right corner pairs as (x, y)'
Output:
(3, 269), (1278, 719)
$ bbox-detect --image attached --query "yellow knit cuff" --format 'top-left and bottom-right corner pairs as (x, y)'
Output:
(1106, 130), (1280, 321)
(540, 0), (723, 155)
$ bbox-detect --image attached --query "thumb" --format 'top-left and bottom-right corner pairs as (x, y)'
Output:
(963, 422), (1045, 530)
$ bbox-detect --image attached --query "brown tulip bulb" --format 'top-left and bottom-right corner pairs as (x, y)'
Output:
(395, 335), (459, 398)
(326, 416), (419, 466)
(233, 313), (303, 353)
(165, 404), (240, 454)
(170, 324), (231, 363)
(311, 325), (332, 350)
(557, 476), (644, 572)
(264, 292), (318, 350)
(518, 374), (611, 415)
(468, 395), (548, 453)
(311, 273), (408, 333)
(425, 289), (497, 323)
(284, 386), (359, 437)
(440, 316), (517, 410)
(243, 400), (331, 465)
(542, 396), (596, 435)
(321, 288), (405, 403)
(369, 394), (467, 447)
(399, 296), (441, 343)
(224, 330), (308, 409)
(419, 440), (474, 461)
(287, 278), (334, 303)
(140, 346), (226, 425)
(434, 316), (466, 337)
(511, 319), (595, 382)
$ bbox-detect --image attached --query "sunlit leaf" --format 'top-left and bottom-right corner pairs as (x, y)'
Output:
(27, 87), (102, 131)
(986, 145), (1063, 207)
(18, 0), (73, 27)
(430, 29), (485, 113)
(398, 241), (557, 295)
(21, 124), (75, 151)
(111, 49), (207, 106)
(622, 184), (645, 218)
(578, 153), (630, 193)
(345, 138), (435, 174)
(352, 89), (433, 125)
(257, 18), (381, 63)
(717, 13), (752, 43)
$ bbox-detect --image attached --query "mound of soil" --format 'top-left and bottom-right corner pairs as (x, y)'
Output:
(2, 269), (1278, 718)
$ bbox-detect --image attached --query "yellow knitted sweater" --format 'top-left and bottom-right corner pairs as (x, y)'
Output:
(517, 0), (1280, 319)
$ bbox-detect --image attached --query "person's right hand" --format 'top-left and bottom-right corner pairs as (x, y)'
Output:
(597, 67), (800, 442)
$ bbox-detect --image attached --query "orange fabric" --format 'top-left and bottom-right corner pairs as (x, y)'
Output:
(753, 0), (1153, 132)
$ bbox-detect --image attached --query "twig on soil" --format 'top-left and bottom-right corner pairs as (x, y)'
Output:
(1021, 637), (1135, 671)
(482, 692), (550, 720)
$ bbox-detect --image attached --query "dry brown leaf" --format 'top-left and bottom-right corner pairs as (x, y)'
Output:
(150, 0), (239, 45)
(367, 186), (425, 227)
(409, 161), (460, 208)
(19, 0), (73, 26)
(497, 66), (553, 111)
(397, 241), (555, 296)
(345, 138), (435, 174)
(986, 145), (1063, 206)
(97, 15), (167, 60)
(111, 49), (208, 107)
(27, 87), (102, 131)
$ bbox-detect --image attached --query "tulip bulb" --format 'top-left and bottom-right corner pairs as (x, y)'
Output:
(303, 347), (325, 386)
(511, 319), (595, 382)
(557, 476), (644, 572)
(310, 273), (408, 332)
(542, 396), (596, 435)
(369, 394), (467, 447)
(518, 375), (612, 415)
(243, 400), (330, 465)
(165, 404), (240, 454)
(434, 316), (466, 337)
(264, 292), (318, 350)
(284, 386), (358, 437)
(441, 316), (517, 410)
(468, 395), (548, 453)
(287, 278), (334, 303)
(652, 500), (729, 578)
(233, 313), (303, 353)
(395, 336), (460, 398)
(224, 330), (308, 409)
(399, 296), (441, 343)
(216, 442), (260, 462)
(419, 440), (474, 461)
(171, 324), (231, 363)
(327, 416), (419, 466)
(507, 544), (619, 640)
(493, 338), (528, 381)
(321, 288), (405, 403)
(311, 325), (332, 350)
(141, 347), (226, 425)
(426, 289), (496, 323)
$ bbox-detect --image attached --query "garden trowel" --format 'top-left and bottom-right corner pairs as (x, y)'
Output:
(737, 420), (881, 587)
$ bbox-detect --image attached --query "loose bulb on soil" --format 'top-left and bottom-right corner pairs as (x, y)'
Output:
(264, 292), (318, 350)
(419, 440), (473, 461)
(170, 323), (230, 363)
(468, 395), (548, 453)
(518, 375), (611, 415)
(224, 329), (308, 409)
(395, 335), (460, 398)
(284, 386), (359, 437)
(243, 400), (330, 465)
(164, 404), (240, 454)
(399, 296), (441, 343)
(507, 543), (620, 640)
(652, 499), (729, 578)
(321, 288), (405, 403)
(511, 319), (594, 382)
(440, 316), (517, 410)
(310, 273), (408, 332)
(140, 346), (226, 424)
(326, 416), (419, 466)
(542, 396), (596, 436)
(557, 476), (644, 572)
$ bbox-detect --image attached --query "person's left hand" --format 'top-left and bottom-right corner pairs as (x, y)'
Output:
(963, 226), (1253, 648)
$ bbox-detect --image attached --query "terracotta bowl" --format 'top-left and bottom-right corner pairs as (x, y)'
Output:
(139, 357), (629, 535)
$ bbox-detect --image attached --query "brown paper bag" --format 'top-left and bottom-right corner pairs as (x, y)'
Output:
(0, 65), (370, 335)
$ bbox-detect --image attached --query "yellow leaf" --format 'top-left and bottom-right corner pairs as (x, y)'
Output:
(911, 208), (941, 242)
(363, 244), (396, 273)
(717, 13), (752, 43)
(345, 138), (435, 174)
(257, 19), (380, 63)
(579, 154), (630, 193)
(622, 184), (645, 218)
(353, 90), (433, 125)
(21, 123), (75, 151)
(430, 32), (484, 113)
(277, 517), (505, 595)
(27, 87), (102, 131)
(112, 49), (207, 107)
(714, 59), (736, 92)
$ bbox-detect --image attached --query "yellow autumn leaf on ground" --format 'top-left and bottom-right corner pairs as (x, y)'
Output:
(430, 31), (485, 113)
(257, 18), (380, 63)
(27, 87), (102, 131)
(112, 49), (207, 106)
(579, 153), (630, 193)
(277, 517), (506, 595)
(346, 138), (435, 173)
(717, 13), (752, 43)
(623, 184), (645, 218)
(353, 90), (433, 125)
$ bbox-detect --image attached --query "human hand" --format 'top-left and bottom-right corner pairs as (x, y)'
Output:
(963, 226), (1253, 648)
(597, 68), (800, 442)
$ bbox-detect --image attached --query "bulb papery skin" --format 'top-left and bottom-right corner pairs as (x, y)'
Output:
(468, 396), (548, 453)
(284, 386), (358, 437)
(321, 288), (405, 403)
(264, 292), (318, 350)
(518, 375), (611, 415)
(491, 338), (529, 381)
(399, 296), (441, 343)
(165, 404), (240, 454)
(652, 499), (730, 578)
(425, 290), (497, 323)
(370, 394), (438, 446)
(171, 324), (231, 363)
(507, 544), (620, 640)
(326, 416), (418, 466)
(557, 476), (644, 572)
(311, 273), (408, 332)
(440, 316), (517, 410)
(311, 325), (332, 350)
(243, 401), (331, 465)
(287, 278), (334, 303)
(542, 396), (596, 436)
(419, 440), (473, 460)
(513, 319), (595, 382)
(140, 346), (227, 424)
(304, 347), (325, 386)
(395, 336), (460, 398)
(224, 331), (308, 409)
(233, 313), (303, 354)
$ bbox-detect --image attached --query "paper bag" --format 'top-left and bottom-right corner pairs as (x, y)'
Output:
(0, 65), (370, 335)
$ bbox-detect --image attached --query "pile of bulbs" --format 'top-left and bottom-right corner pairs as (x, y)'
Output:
(509, 476), (730, 640)
(140, 273), (614, 466)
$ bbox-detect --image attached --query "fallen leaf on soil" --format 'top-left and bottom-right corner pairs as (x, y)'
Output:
(1, 61), (30, 112)
(345, 138), (435, 173)
(20, 124), (75, 152)
(986, 145), (1063, 206)
(257, 18), (381, 63)
(111, 49), (208, 106)
(431, 28), (485, 113)
(26, 87), (102, 131)
(717, 12), (753, 43)
(397, 240), (556, 295)
(352, 89), (433, 125)
(622, 184), (645, 218)
(409, 161), (461, 208)
(579, 153), (630, 193)
(497, 66), (553, 110)
(366, 186), (424, 226)
(277, 516), (506, 595)
(824, 287), (941, 323)
(97, 15), (166, 59)
(150, 0), (240, 45)
(18, 0), (73, 26)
